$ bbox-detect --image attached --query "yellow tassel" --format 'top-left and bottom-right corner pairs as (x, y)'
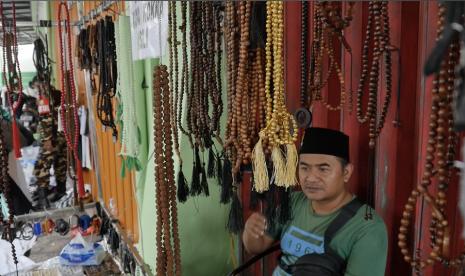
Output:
(271, 146), (286, 187)
(284, 143), (298, 188)
(252, 135), (269, 193)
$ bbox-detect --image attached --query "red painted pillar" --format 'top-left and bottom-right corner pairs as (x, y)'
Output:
(341, 1), (371, 202)
(374, 3), (420, 275)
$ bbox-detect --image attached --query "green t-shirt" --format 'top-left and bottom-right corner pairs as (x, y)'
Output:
(267, 192), (388, 276)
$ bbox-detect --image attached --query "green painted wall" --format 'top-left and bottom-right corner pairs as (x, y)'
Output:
(135, 6), (234, 274)
(136, 54), (233, 274)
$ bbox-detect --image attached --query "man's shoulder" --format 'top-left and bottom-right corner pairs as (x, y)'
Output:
(289, 191), (307, 206)
(349, 204), (387, 236)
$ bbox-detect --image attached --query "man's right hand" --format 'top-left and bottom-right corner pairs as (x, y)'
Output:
(244, 212), (268, 239)
(242, 212), (274, 255)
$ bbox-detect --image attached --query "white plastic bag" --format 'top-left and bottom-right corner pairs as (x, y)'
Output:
(59, 233), (106, 266)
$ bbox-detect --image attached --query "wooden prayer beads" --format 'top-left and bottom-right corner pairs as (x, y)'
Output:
(153, 65), (181, 276)
(186, 2), (224, 150)
(355, 1), (393, 149)
(1, 1), (23, 159)
(178, 2), (192, 148)
(0, 118), (18, 270)
(224, 2), (268, 174)
(168, 2), (190, 202)
(57, 2), (85, 199)
(398, 5), (464, 271)
(0, 3), (19, 254)
(307, 2), (354, 111)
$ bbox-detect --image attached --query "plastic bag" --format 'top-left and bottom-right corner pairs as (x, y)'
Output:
(59, 233), (106, 266)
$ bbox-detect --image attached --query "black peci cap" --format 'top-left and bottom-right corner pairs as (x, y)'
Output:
(299, 127), (350, 162)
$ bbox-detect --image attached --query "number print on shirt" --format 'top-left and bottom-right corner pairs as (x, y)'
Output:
(281, 226), (325, 257)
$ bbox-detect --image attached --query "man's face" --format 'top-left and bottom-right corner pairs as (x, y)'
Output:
(298, 154), (353, 202)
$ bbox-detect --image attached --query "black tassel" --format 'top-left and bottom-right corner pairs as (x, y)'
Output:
(250, 189), (260, 210)
(190, 147), (202, 196)
(235, 170), (242, 185)
(264, 185), (277, 233)
(249, 173), (260, 209)
(177, 165), (189, 202)
(278, 187), (291, 224)
(227, 191), (244, 234)
(207, 147), (216, 178)
(216, 153), (223, 184)
(220, 158), (233, 204)
(201, 162), (209, 196)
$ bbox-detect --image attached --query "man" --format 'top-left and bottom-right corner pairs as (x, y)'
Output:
(243, 127), (388, 275)
(32, 82), (67, 208)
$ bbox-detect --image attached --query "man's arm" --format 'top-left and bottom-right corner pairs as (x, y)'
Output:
(344, 221), (388, 276)
(242, 212), (275, 255)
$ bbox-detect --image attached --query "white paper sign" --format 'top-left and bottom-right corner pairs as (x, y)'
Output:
(129, 1), (168, 61)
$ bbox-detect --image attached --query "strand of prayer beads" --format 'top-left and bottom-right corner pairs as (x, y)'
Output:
(57, 1), (85, 199)
(252, 1), (298, 193)
(153, 65), (182, 276)
(0, 116), (18, 270)
(398, 5), (465, 270)
(168, 2), (190, 202)
(355, 1), (393, 149)
(307, 2), (355, 111)
(1, 1), (23, 158)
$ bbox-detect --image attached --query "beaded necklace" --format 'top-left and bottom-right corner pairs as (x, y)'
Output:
(153, 65), (182, 276)
(57, 2), (84, 199)
(307, 2), (355, 111)
(168, 2), (189, 201)
(355, 1), (393, 149)
(96, 16), (118, 140)
(0, 117), (18, 271)
(398, 6), (464, 271)
(300, 1), (309, 108)
(1, 2), (23, 158)
(185, 2), (224, 197)
(252, 1), (298, 193)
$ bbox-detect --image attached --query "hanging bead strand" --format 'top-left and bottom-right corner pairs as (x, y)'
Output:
(57, 2), (84, 199)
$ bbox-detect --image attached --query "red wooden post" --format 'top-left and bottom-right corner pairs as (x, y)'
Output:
(374, 3), (420, 275)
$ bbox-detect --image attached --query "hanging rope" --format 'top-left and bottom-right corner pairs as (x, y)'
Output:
(57, 1), (84, 199)
(1, 1), (23, 159)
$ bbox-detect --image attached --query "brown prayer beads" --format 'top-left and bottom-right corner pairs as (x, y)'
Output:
(153, 65), (181, 276)
(355, 2), (393, 149)
(186, 2), (223, 150)
(224, 2), (267, 174)
(398, 5), (464, 271)
(168, 2), (181, 159)
(307, 2), (354, 111)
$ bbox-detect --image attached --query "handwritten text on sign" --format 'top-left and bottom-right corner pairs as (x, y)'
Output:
(129, 1), (168, 60)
